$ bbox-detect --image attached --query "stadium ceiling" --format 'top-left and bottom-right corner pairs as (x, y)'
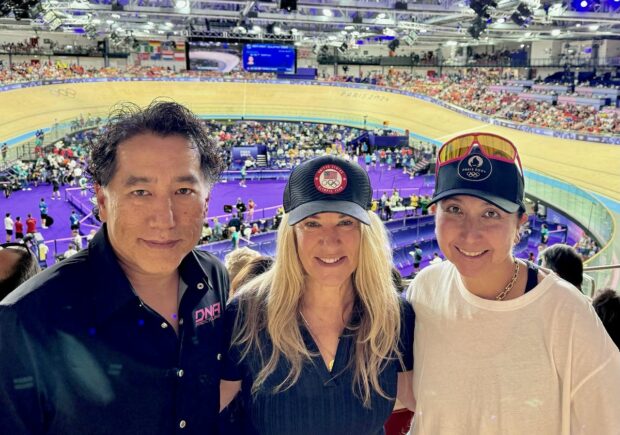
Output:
(2, 0), (620, 48)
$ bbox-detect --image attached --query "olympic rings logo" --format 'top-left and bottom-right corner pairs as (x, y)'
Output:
(322, 178), (341, 188)
(50, 88), (77, 98)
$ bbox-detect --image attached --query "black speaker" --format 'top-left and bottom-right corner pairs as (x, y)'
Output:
(395, 1), (408, 10)
(388, 39), (400, 51)
(111, 0), (124, 11)
(223, 205), (233, 213)
(279, 0), (297, 11)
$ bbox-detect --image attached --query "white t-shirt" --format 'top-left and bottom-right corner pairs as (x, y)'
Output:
(4, 216), (14, 231)
(407, 261), (620, 435)
(73, 234), (83, 250)
(429, 256), (442, 265)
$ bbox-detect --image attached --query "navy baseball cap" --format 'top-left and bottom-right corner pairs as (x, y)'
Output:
(283, 155), (372, 225)
(430, 133), (525, 213)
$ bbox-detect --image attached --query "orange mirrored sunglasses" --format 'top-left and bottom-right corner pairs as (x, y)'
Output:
(436, 133), (523, 177)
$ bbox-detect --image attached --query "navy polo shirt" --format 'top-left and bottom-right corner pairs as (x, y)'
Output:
(222, 297), (414, 435)
(0, 226), (229, 435)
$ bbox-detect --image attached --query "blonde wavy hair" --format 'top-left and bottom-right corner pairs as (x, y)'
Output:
(232, 211), (403, 407)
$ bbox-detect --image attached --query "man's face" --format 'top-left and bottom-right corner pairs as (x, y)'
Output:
(95, 133), (210, 280)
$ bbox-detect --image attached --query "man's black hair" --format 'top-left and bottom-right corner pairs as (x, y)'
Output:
(592, 289), (620, 350)
(87, 100), (226, 187)
(540, 244), (583, 290)
(0, 247), (40, 299)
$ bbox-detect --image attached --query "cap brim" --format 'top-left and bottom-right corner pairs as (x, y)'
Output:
(429, 189), (521, 213)
(287, 200), (371, 225)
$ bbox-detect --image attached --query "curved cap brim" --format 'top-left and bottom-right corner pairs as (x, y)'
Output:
(429, 189), (521, 213)
(287, 200), (371, 225)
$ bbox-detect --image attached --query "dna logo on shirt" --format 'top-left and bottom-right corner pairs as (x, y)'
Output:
(194, 302), (221, 326)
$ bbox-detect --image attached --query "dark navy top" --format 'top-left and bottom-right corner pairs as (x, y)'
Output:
(222, 297), (415, 435)
(0, 226), (229, 435)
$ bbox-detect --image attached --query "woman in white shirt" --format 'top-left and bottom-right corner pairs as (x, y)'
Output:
(407, 132), (620, 434)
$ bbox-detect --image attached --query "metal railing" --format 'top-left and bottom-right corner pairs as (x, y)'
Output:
(524, 169), (617, 291)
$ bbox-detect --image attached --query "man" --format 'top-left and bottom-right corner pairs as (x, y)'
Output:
(39, 198), (49, 229)
(409, 244), (423, 272)
(3, 181), (11, 199)
(429, 252), (443, 265)
(71, 229), (83, 251)
(69, 209), (80, 232)
(51, 174), (61, 200)
(239, 160), (247, 187)
(0, 101), (229, 434)
(210, 217), (222, 241)
(4, 212), (13, 242)
(227, 214), (242, 235)
(235, 197), (246, 220)
(62, 242), (79, 259)
(230, 226), (240, 250)
(14, 216), (24, 241)
(25, 214), (37, 235)
(37, 240), (49, 268)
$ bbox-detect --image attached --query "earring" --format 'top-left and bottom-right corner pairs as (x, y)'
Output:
(514, 234), (521, 244)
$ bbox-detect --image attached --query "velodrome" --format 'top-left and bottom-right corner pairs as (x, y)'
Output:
(2, 80), (619, 201)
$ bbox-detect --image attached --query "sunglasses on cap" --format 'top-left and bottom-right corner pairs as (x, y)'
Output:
(436, 133), (523, 177)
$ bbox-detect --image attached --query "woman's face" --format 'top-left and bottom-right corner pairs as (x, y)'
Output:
(435, 195), (527, 280)
(294, 212), (361, 290)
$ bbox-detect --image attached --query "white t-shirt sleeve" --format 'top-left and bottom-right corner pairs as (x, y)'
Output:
(554, 294), (620, 434)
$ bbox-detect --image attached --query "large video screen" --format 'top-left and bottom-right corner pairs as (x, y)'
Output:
(187, 41), (241, 73)
(242, 44), (296, 74)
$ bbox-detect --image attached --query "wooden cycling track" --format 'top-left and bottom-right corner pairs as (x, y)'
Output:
(1, 80), (618, 202)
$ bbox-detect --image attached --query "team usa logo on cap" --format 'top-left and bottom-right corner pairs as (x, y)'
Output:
(314, 164), (347, 194)
(457, 152), (493, 182)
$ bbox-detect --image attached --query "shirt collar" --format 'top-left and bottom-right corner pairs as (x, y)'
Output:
(89, 225), (139, 325)
(90, 225), (214, 325)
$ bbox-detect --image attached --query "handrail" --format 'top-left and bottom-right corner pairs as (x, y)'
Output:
(584, 264), (620, 272)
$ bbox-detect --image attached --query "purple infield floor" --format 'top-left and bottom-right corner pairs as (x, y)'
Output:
(0, 162), (435, 260)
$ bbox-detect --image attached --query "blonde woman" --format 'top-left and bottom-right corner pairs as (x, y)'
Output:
(220, 155), (415, 435)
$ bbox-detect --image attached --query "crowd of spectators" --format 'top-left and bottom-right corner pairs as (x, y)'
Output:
(0, 38), (41, 55)
(327, 69), (620, 135)
(205, 120), (360, 169)
(201, 120), (434, 172)
(4, 117), (435, 186)
(2, 134), (88, 195)
(0, 61), (273, 86)
(574, 233), (600, 260)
